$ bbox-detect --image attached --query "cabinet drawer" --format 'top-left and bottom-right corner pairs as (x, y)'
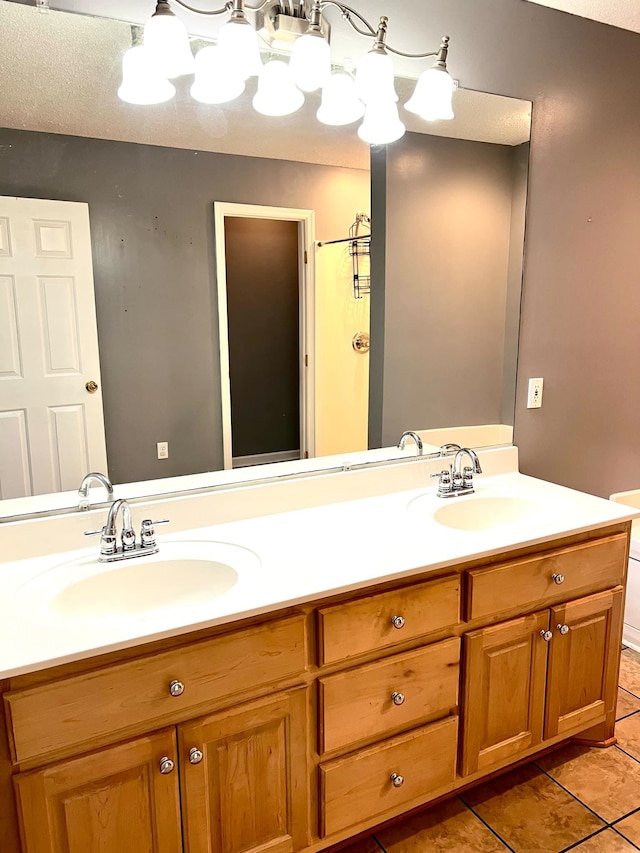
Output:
(5, 614), (306, 764)
(467, 534), (627, 621)
(317, 575), (460, 665)
(319, 637), (460, 753)
(320, 715), (458, 836)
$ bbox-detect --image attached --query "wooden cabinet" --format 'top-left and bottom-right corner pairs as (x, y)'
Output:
(13, 690), (308, 853)
(14, 729), (183, 853)
(461, 587), (624, 776)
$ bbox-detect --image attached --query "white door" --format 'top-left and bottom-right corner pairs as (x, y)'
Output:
(0, 197), (108, 499)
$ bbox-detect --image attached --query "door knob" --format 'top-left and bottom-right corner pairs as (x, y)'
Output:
(85, 380), (99, 393)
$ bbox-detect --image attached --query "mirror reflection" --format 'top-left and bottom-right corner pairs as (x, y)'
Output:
(0, 1), (531, 518)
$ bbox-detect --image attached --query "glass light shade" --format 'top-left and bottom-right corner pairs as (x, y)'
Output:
(217, 19), (263, 81)
(290, 32), (331, 93)
(190, 46), (245, 104)
(405, 66), (455, 120)
(358, 99), (406, 145)
(118, 46), (176, 105)
(355, 50), (397, 105)
(317, 73), (365, 126)
(144, 11), (195, 78)
(252, 60), (304, 116)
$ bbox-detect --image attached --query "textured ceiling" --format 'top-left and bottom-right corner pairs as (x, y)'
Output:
(0, 1), (531, 170)
(524, 0), (640, 34)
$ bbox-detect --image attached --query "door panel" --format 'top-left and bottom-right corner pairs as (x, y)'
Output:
(461, 611), (549, 776)
(13, 729), (181, 853)
(545, 588), (623, 739)
(179, 688), (308, 853)
(0, 197), (107, 498)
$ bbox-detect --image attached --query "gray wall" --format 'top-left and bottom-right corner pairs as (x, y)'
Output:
(0, 128), (369, 484)
(372, 131), (522, 445)
(369, 0), (640, 498)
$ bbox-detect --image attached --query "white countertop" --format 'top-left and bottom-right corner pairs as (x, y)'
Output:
(1, 449), (638, 679)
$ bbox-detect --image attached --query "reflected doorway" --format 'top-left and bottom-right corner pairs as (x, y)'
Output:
(214, 203), (315, 470)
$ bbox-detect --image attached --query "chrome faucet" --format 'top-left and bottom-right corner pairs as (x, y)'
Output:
(431, 447), (483, 498)
(78, 471), (113, 511)
(398, 431), (424, 455)
(85, 498), (169, 562)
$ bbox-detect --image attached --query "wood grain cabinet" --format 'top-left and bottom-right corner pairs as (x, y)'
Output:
(461, 587), (624, 776)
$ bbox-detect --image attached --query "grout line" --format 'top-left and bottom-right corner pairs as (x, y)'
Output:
(617, 709), (640, 722)
(558, 827), (619, 853)
(457, 795), (517, 852)
(612, 805), (640, 826)
(613, 744), (640, 767)
(611, 825), (640, 851)
(533, 763), (610, 825)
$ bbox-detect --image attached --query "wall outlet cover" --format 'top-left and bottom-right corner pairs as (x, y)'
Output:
(157, 441), (169, 459)
(527, 378), (543, 409)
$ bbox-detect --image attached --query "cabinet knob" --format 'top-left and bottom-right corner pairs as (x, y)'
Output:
(556, 623), (570, 635)
(390, 772), (404, 788)
(169, 680), (185, 697)
(189, 747), (203, 765)
(390, 615), (405, 629)
(540, 629), (553, 642)
(391, 691), (406, 706)
(159, 756), (175, 775)
(551, 573), (565, 585)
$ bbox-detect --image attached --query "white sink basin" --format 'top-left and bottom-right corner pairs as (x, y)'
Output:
(17, 540), (261, 624)
(431, 495), (543, 531)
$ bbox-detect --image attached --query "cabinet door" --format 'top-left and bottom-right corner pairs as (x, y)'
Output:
(545, 587), (624, 739)
(461, 611), (549, 776)
(179, 688), (308, 853)
(13, 729), (181, 853)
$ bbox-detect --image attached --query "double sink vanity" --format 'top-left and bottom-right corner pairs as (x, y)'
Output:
(0, 446), (637, 853)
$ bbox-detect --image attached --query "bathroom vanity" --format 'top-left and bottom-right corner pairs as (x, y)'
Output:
(0, 448), (636, 853)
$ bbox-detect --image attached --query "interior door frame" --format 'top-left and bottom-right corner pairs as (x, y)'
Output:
(214, 202), (316, 470)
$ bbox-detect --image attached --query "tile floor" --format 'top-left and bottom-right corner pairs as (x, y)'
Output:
(342, 648), (640, 853)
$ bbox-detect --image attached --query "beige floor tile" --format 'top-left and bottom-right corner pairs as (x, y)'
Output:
(462, 763), (604, 853)
(617, 688), (640, 720)
(616, 810), (640, 847)
(619, 649), (640, 698)
(536, 742), (640, 822)
(339, 838), (380, 853)
(568, 828), (638, 851)
(615, 713), (640, 761)
(376, 797), (508, 853)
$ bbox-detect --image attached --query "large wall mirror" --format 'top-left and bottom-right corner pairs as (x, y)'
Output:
(0, 0), (531, 518)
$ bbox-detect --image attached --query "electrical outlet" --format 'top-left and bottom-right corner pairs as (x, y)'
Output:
(157, 441), (169, 459)
(527, 378), (544, 409)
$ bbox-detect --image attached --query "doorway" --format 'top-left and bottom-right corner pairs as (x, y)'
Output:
(214, 203), (315, 470)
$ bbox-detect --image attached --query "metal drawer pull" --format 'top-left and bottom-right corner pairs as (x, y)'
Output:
(189, 747), (203, 765)
(556, 623), (569, 635)
(390, 772), (404, 788)
(390, 615), (405, 629)
(540, 630), (553, 642)
(169, 680), (185, 697)
(159, 756), (175, 775)
(391, 691), (405, 706)
(552, 573), (565, 585)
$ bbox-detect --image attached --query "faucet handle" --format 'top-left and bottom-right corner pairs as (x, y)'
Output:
(84, 526), (116, 556)
(140, 518), (170, 549)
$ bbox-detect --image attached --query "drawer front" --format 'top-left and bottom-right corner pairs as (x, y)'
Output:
(5, 614), (306, 764)
(320, 715), (458, 836)
(467, 534), (627, 621)
(319, 637), (460, 754)
(317, 575), (460, 665)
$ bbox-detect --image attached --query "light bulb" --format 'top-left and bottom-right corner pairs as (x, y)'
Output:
(191, 46), (245, 104)
(253, 60), (304, 116)
(355, 50), (397, 105)
(118, 45), (176, 105)
(217, 19), (263, 81)
(405, 66), (455, 121)
(358, 99), (405, 145)
(290, 32), (331, 93)
(144, 5), (195, 79)
(317, 73), (365, 126)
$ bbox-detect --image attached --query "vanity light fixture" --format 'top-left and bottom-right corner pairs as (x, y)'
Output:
(119, 0), (456, 145)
